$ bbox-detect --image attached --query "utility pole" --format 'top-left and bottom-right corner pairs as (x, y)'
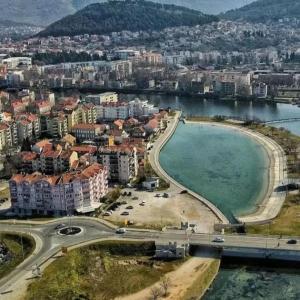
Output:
(20, 235), (24, 260)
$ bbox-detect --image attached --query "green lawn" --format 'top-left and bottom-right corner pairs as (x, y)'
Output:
(25, 241), (183, 300)
(246, 194), (300, 236)
(0, 233), (35, 279)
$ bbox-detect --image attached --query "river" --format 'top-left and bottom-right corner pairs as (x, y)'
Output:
(121, 94), (300, 136)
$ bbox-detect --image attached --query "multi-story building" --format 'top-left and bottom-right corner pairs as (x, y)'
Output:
(45, 113), (68, 138)
(0, 123), (12, 150)
(98, 145), (138, 183)
(71, 123), (105, 141)
(20, 145), (78, 175)
(15, 113), (40, 143)
(9, 163), (108, 216)
(128, 98), (159, 117)
(77, 103), (97, 124)
(96, 102), (129, 120)
(85, 92), (118, 105)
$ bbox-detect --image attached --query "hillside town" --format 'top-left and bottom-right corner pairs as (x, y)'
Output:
(0, 19), (300, 102)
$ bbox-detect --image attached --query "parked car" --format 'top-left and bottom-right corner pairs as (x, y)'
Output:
(55, 224), (66, 230)
(139, 202), (145, 206)
(180, 190), (188, 194)
(126, 205), (133, 209)
(115, 228), (126, 234)
(103, 212), (112, 216)
(121, 211), (129, 216)
(212, 237), (225, 243)
(287, 239), (297, 244)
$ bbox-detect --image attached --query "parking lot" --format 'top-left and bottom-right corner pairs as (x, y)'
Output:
(103, 189), (219, 232)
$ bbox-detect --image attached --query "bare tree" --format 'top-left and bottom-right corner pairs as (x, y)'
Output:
(150, 286), (161, 300)
(160, 276), (171, 297)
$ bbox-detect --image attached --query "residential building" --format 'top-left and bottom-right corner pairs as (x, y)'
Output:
(128, 98), (159, 117)
(85, 92), (118, 105)
(71, 123), (105, 141)
(98, 145), (138, 183)
(96, 102), (129, 120)
(9, 163), (108, 216)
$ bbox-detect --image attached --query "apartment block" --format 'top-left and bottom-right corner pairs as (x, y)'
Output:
(9, 163), (108, 216)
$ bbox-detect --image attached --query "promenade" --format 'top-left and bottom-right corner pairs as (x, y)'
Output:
(148, 111), (229, 224)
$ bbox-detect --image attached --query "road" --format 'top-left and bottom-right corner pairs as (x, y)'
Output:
(1, 217), (300, 297)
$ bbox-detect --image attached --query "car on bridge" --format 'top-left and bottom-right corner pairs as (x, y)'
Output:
(287, 239), (297, 245)
(115, 228), (126, 234)
(212, 237), (225, 243)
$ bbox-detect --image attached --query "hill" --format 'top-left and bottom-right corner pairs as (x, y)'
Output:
(224, 0), (300, 22)
(0, 0), (253, 26)
(0, 0), (103, 26)
(37, 0), (218, 37)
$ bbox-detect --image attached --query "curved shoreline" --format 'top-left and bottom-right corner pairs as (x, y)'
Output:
(181, 120), (287, 225)
(148, 111), (229, 225)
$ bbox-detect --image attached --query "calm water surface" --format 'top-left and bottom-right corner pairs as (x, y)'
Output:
(121, 94), (300, 136)
(203, 266), (300, 300)
(159, 123), (268, 219)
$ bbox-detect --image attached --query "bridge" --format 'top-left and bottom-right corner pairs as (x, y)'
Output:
(1, 218), (300, 297)
(264, 117), (300, 124)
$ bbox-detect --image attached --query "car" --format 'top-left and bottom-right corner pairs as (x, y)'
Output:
(55, 224), (66, 230)
(126, 205), (134, 209)
(287, 239), (297, 244)
(115, 228), (126, 234)
(139, 202), (145, 206)
(121, 211), (129, 216)
(180, 190), (188, 194)
(103, 212), (112, 216)
(212, 237), (225, 243)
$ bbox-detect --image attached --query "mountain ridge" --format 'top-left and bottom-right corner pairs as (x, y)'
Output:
(37, 1), (218, 37)
(0, 0), (253, 26)
(224, 0), (300, 22)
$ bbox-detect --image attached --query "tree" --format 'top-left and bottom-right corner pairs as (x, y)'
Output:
(160, 276), (171, 297)
(21, 137), (31, 152)
(150, 286), (162, 300)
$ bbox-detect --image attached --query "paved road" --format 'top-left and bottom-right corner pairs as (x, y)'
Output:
(1, 218), (300, 296)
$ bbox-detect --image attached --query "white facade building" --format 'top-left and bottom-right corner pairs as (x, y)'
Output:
(9, 163), (108, 216)
(96, 102), (129, 120)
(128, 98), (159, 117)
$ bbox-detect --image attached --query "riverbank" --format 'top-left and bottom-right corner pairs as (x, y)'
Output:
(148, 111), (229, 225)
(185, 119), (287, 224)
(119, 256), (220, 300)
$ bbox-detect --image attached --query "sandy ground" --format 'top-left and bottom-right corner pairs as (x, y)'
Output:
(118, 255), (219, 300)
(105, 189), (219, 233)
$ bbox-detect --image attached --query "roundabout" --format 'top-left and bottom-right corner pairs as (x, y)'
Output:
(57, 226), (83, 236)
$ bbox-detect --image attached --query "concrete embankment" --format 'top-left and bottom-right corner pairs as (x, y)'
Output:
(186, 120), (287, 225)
(149, 112), (229, 225)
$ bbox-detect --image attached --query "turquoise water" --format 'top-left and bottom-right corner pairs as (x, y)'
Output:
(159, 123), (269, 219)
(203, 266), (300, 300)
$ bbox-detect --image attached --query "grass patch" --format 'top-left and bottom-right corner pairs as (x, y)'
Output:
(246, 194), (300, 236)
(0, 233), (35, 279)
(25, 241), (183, 300)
